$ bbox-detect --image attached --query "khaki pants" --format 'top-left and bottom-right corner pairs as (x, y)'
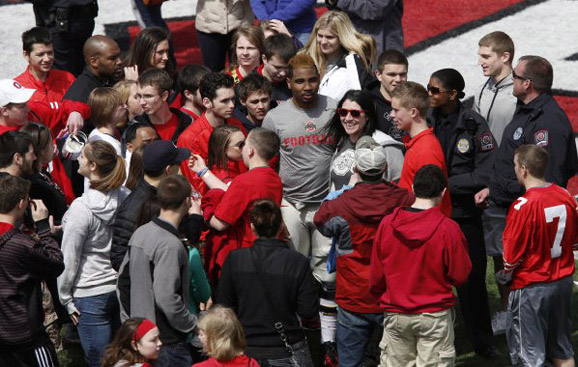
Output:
(281, 198), (335, 288)
(379, 308), (455, 367)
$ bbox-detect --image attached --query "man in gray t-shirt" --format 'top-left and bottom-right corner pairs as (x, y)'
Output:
(263, 54), (338, 355)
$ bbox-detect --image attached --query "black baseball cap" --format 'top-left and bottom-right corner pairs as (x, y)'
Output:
(142, 140), (191, 171)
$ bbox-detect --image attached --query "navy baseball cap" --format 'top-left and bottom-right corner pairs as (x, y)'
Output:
(142, 140), (190, 171)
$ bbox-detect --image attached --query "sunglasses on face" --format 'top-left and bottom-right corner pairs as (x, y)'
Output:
(512, 71), (531, 81)
(337, 108), (367, 118)
(426, 85), (452, 95)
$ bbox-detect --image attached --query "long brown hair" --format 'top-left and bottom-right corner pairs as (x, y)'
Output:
(83, 140), (126, 192)
(101, 318), (150, 367)
(125, 145), (144, 191)
(19, 122), (52, 172)
(207, 125), (242, 174)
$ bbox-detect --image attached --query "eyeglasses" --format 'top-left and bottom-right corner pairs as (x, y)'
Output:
(426, 85), (452, 95)
(337, 108), (366, 118)
(512, 71), (531, 81)
(135, 93), (159, 102)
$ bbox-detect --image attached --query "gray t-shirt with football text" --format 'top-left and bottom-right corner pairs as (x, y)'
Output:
(263, 96), (337, 204)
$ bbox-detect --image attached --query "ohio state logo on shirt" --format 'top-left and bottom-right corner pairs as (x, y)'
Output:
(305, 120), (317, 133)
(534, 130), (549, 147)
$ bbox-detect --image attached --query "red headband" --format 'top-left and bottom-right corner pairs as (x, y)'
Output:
(133, 319), (156, 342)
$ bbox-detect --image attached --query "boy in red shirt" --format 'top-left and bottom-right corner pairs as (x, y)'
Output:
(177, 64), (210, 120)
(498, 145), (577, 367)
(390, 81), (451, 216)
(134, 69), (192, 143)
(178, 72), (246, 192)
(370, 165), (471, 367)
(195, 128), (282, 278)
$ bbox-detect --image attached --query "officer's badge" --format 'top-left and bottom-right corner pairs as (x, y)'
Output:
(534, 130), (549, 147)
(457, 139), (470, 153)
(479, 133), (495, 151)
(513, 127), (523, 140)
(305, 120), (317, 133)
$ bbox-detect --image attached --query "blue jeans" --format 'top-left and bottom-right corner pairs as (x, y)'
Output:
(336, 308), (384, 367)
(75, 291), (121, 367)
(157, 341), (193, 367)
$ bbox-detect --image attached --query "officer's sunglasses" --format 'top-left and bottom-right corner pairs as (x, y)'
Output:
(427, 85), (452, 95)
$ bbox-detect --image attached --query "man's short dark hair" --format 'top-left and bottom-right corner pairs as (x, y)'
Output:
(199, 72), (234, 101)
(515, 144), (549, 179)
(413, 165), (447, 199)
(519, 55), (553, 94)
(237, 74), (272, 101)
(376, 49), (408, 71)
(178, 64), (211, 99)
(263, 34), (297, 62)
(157, 175), (191, 210)
(0, 131), (33, 170)
(138, 68), (173, 94)
(0, 175), (30, 214)
(247, 128), (280, 161)
(22, 27), (52, 54)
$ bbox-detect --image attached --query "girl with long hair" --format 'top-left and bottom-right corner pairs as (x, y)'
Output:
(189, 124), (247, 194)
(124, 27), (174, 80)
(227, 25), (265, 84)
(302, 11), (375, 101)
(101, 318), (162, 367)
(324, 90), (404, 191)
(58, 140), (129, 367)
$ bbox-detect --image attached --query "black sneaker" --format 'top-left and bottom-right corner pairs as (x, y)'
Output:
(323, 341), (338, 367)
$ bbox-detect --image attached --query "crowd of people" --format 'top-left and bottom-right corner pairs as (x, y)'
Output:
(0, 2), (577, 367)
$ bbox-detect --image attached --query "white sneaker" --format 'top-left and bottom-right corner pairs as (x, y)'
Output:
(491, 311), (507, 335)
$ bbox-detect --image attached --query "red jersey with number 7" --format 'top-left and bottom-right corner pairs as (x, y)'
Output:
(503, 184), (578, 290)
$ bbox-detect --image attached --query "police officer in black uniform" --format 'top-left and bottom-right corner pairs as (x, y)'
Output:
(428, 68), (498, 358)
(488, 55), (578, 207)
(30, 0), (98, 77)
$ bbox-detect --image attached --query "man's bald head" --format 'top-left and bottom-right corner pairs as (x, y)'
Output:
(83, 35), (118, 61)
(83, 35), (122, 79)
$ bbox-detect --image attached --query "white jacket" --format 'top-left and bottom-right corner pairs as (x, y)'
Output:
(319, 53), (363, 102)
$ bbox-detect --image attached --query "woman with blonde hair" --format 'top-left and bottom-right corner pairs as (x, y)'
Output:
(58, 140), (130, 367)
(302, 10), (376, 101)
(193, 306), (260, 367)
(227, 25), (265, 84)
(113, 80), (144, 124)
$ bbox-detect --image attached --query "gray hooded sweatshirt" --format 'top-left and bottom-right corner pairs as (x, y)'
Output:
(58, 187), (129, 314)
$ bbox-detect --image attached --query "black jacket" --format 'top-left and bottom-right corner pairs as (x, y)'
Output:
(111, 178), (205, 271)
(430, 104), (496, 218)
(489, 93), (578, 207)
(133, 108), (192, 144)
(111, 179), (156, 271)
(365, 79), (404, 142)
(219, 239), (319, 358)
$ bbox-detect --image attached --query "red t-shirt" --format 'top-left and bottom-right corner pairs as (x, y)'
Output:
(214, 167), (283, 248)
(503, 184), (578, 290)
(179, 107), (200, 121)
(0, 125), (20, 135)
(193, 355), (260, 367)
(154, 113), (179, 141)
(177, 112), (247, 194)
(399, 128), (452, 217)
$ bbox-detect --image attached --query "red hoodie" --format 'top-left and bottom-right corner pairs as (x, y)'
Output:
(369, 206), (471, 313)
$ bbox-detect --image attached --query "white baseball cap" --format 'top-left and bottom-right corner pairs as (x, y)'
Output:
(0, 79), (35, 107)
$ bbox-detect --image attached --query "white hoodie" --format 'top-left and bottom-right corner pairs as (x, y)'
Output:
(58, 187), (129, 314)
